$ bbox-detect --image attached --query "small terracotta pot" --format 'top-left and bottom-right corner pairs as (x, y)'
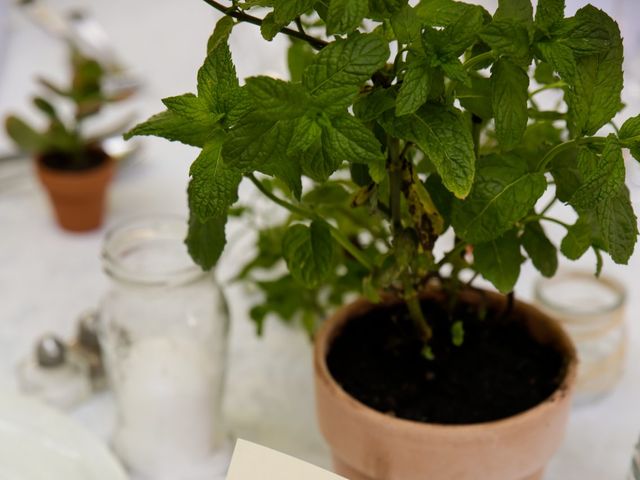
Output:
(314, 289), (577, 480)
(36, 156), (115, 232)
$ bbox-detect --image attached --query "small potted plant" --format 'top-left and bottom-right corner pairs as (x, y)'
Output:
(127, 0), (639, 478)
(5, 44), (130, 231)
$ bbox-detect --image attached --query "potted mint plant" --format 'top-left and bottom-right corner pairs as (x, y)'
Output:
(126, 0), (639, 478)
(5, 45), (132, 231)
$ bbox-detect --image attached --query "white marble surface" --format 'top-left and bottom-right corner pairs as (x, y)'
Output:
(0, 1), (639, 479)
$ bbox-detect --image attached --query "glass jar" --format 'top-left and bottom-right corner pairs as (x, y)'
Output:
(535, 270), (627, 405)
(99, 216), (229, 479)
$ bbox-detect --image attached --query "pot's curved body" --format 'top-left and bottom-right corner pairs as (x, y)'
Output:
(314, 289), (577, 480)
(36, 157), (114, 232)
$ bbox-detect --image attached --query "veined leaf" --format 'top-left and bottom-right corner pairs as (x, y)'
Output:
(593, 185), (638, 264)
(480, 19), (531, 67)
(494, 0), (533, 26)
(327, 0), (368, 35)
(619, 114), (640, 161)
(473, 229), (524, 293)
(535, 0), (564, 32)
(396, 58), (430, 116)
(272, 0), (315, 27)
(560, 216), (591, 260)
(197, 43), (241, 115)
(491, 59), (529, 150)
(207, 16), (235, 53)
(522, 221), (558, 277)
(391, 5), (422, 44)
(124, 109), (222, 147)
(303, 33), (389, 112)
(245, 76), (309, 118)
(186, 214), (227, 270)
(282, 221), (335, 288)
(451, 153), (546, 243)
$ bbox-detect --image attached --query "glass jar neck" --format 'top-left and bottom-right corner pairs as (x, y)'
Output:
(102, 215), (207, 287)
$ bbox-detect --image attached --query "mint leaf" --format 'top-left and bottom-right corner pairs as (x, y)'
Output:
(368, 0), (405, 20)
(197, 43), (241, 115)
(391, 5), (422, 44)
(381, 104), (476, 198)
(593, 186), (638, 264)
(560, 216), (591, 260)
(303, 34), (389, 112)
(535, 0), (564, 32)
(288, 115), (322, 155)
(327, 0), (368, 35)
(535, 40), (576, 83)
(124, 109), (222, 147)
(559, 6), (619, 57)
(566, 10), (623, 137)
(188, 136), (241, 220)
(260, 13), (280, 41)
(288, 40), (316, 83)
(353, 87), (395, 121)
(396, 58), (430, 116)
(260, 146), (303, 199)
(451, 153), (546, 243)
(522, 221), (558, 277)
(438, 4), (485, 57)
(480, 20), (531, 66)
(570, 139), (624, 210)
(457, 74), (493, 120)
(272, 0), (315, 27)
(186, 214), (227, 270)
(494, 0), (533, 25)
(491, 59), (529, 149)
(282, 221), (335, 288)
(416, 0), (487, 28)
(619, 114), (640, 161)
(322, 114), (386, 181)
(441, 59), (470, 86)
(207, 16), (235, 53)
(245, 76), (308, 118)
(473, 229), (524, 293)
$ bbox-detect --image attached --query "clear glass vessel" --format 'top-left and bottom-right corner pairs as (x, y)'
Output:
(535, 270), (627, 405)
(99, 216), (229, 479)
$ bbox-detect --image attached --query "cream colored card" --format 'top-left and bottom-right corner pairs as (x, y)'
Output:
(226, 439), (347, 480)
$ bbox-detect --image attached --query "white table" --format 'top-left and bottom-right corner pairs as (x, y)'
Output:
(1, 1), (639, 479)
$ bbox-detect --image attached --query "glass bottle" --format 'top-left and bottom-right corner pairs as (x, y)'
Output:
(99, 215), (229, 479)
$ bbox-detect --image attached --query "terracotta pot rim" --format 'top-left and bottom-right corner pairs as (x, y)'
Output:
(35, 152), (114, 175)
(314, 289), (578, 435)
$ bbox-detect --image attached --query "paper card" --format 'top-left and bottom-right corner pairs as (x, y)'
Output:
(226, 439), (347, 480)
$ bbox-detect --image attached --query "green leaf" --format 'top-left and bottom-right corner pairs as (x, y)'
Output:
(327, 0), (368, 35)
(560, 216), (591, 260)
(260, 12), (281, 41)
(570, 139), (624, 210)
(593, 186), (638, 264)
(619, 114), (640, 161)
(534, 61), (557, 84)
(288, 115), (322, 155)
(451, 153), (546, 243)
(188, 136), (242, 220)
(535, 0), (564, 32)
(441, 59), (470, 86)
(522, 221), (558, 277)
(438, 4), (485, 57)
(272, 0), (315, 26)
(303, 33), (389, 112)
(33, 97), (57, 118)
(124, 109), (222, 147)
(494, 0), (533, 26)
(197, 43), (241, 115)
(282, 221), (335, 288)
(457, 74), (493, 120)
(415, 0), (488, 28)
(473, 229), (524, 293)
(368, 0), (406, 20)
(480, 20), (531, 66)
(162, 93), (217, 123)
(245, 76), (308, 118)
(559, 6), (620, 57)
(186, 214), (227, 270)
(535, 40), (576, 83)
(321, 114), (386, 181)
(5, 115), (46, 153)
(207, 16), (235, 53)
(491, 59), (529, 150)
(396, 58), (430, 116)
(353, 87), (396, 121)
(565, 9), (623, 137)
(288, 40), (316, 83)
(391, 5), (422, 44)
(381, 104), (475, 198)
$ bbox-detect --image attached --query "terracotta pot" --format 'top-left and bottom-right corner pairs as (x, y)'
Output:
(314, 289), (577, 480)
(36, 156), (115, 232)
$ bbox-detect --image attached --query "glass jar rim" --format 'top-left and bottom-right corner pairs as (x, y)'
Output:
(102, 214), (206, 286)
(534, 269), (626, 317)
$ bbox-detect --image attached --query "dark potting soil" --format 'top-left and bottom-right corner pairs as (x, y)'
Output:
(41, 146), (107, 171)
(326, 296), (567, 424)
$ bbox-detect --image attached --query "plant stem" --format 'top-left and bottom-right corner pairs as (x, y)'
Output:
(539, 196), (557, 216)
(404, 285), (433, 342)
(529, 81), (567, 97)
(247, 173), (374, 271)
(463, 51), (495, 70)
(389, 138), (403, 234)
(201, 0), (328, 50)
(536, 136), (607, 171)
(539, 216), (571, 229)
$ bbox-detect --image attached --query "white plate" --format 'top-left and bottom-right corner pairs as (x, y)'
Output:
(0, 392), (127, 480)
